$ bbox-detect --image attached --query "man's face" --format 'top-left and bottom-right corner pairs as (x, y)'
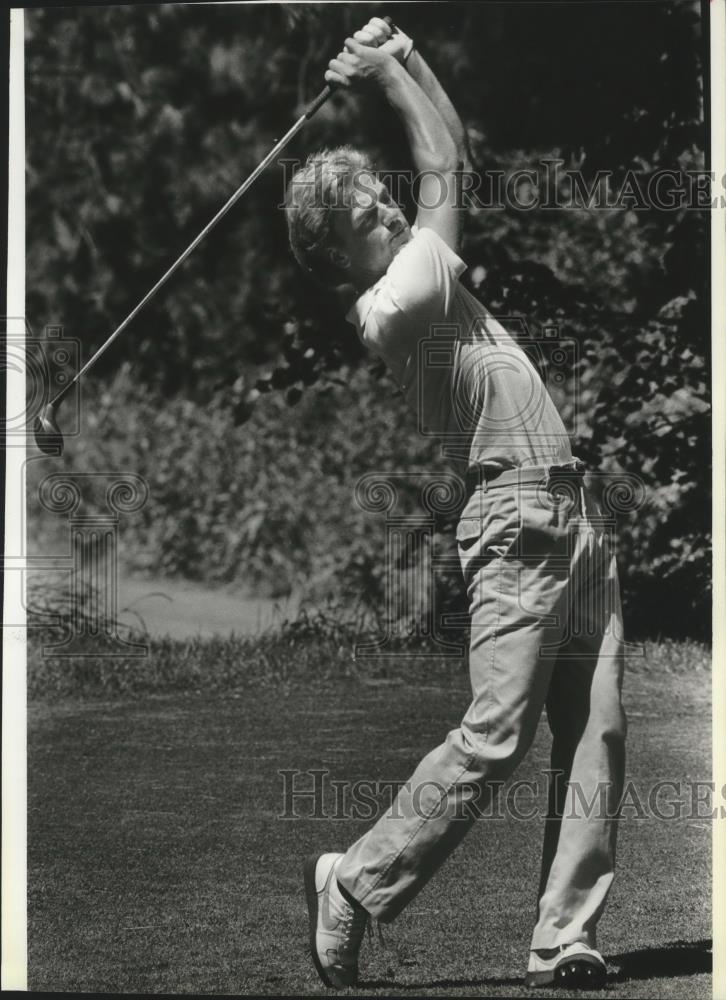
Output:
(330, 172), (412, 288)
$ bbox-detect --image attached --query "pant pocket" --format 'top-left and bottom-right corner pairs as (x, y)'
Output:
(456, 491), (522, 573)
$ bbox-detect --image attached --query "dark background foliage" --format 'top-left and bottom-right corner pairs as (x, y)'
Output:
(25, 1), (710, 638)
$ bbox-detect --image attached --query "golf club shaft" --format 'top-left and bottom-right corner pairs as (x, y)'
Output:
(50, 15), (397, 408)
(51, 110), (313, 407)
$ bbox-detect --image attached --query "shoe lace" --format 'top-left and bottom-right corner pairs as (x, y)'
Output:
(339, 902), (369, 958)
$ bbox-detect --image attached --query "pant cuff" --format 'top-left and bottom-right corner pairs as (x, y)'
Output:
(335, 871), (398, 922)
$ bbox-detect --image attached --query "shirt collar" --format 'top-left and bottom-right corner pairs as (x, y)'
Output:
(345, 224), (419, 332)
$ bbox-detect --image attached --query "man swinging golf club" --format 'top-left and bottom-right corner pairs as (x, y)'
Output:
(285, 17), (626, 992)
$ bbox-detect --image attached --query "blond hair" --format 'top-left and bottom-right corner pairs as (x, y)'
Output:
(284, 146), (375, 286)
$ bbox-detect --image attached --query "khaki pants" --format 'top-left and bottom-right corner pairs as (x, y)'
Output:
(337, 468), (627, 950)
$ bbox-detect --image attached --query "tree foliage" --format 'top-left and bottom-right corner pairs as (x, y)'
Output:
(26, 2), (710, 636)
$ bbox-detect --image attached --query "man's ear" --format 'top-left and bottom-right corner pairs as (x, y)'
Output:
(327, 247), (350, 271)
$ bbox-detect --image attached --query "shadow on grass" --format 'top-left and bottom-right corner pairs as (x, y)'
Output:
(358, 976), (522, 992)
(609, 938), (712, 982)
(358, 939), (712, 992)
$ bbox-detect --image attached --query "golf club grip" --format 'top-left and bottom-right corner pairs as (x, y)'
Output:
(304, 85), (332, 120)
(304, 15), (397, 119)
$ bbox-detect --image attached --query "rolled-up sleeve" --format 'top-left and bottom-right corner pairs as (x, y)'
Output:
(363, 227), (467, 361)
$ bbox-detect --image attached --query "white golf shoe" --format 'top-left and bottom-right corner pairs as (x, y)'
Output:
(525, 941), (607, 989)
(304, 852), (369, 989)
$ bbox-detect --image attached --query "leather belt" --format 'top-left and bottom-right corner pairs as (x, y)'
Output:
(464, 459), (587, 496)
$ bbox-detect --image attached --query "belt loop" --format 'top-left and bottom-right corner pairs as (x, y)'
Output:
(575, 458), (587, 515)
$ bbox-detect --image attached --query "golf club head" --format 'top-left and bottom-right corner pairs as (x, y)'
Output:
(33, 402), (64, 455)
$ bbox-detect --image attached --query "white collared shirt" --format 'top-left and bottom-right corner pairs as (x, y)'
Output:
(346, 226), (574, 472)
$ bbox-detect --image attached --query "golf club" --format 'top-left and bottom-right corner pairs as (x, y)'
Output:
(33, 17), (396, 455)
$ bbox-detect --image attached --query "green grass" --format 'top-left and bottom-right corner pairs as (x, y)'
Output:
(27, 593), (711, 699)
(27, 639), (711, 996)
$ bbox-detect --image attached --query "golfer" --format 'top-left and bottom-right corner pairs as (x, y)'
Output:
(285, 18), (626, 991)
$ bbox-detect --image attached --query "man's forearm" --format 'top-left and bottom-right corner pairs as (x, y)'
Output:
(326, 35), (462, 249)
(404, 49), (472, 170)
(349, 19), (470, 169)
(380, 60), (459, 175)
(379, 59), (462, 250)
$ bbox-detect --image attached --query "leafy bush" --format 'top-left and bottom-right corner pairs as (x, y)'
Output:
(27, 363), (438, 589)
(25, 2), (710, 639)
(26, 576), (711, 702)
(27, 343), (708, 641)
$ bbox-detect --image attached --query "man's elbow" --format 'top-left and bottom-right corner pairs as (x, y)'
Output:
(439, 155), (461, 176)
(421, 132), (458, 174)
(459, 151), (473, 175)
(437, 137), (459, 173)
(416, 151), (458, 175)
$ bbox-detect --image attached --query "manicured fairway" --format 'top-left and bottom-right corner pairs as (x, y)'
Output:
(28, 664), (711, 996)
